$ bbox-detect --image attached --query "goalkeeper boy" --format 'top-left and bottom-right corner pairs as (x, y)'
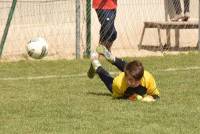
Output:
(87, 46), (160, 102)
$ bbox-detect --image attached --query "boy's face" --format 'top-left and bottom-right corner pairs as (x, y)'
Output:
(125, 73), (140, 87)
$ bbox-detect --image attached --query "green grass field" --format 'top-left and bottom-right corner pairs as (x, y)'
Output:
(1, 52), (200, 134)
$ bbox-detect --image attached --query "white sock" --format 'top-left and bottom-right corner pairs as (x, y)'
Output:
(92, 60), (101, 70)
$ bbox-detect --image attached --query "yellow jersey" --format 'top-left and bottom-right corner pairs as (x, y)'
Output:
(112, 70), (160, 98)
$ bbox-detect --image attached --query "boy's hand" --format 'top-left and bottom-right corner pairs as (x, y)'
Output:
(128, 94), (156, 102)
(141, 95), (156, 102)
(128, 94), (143, 101)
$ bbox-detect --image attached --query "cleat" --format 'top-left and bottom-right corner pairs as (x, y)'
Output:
(87, 63), (96, 79)
(96, 45), (115, 62)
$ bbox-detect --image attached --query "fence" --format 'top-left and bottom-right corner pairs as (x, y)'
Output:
(0, 0), (199, 61)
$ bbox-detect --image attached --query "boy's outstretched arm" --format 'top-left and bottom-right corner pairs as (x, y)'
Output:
(141, 95), (155, 102)
(128, 94), (159, 102)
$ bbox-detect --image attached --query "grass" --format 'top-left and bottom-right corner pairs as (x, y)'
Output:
(1, 52), (200, 134)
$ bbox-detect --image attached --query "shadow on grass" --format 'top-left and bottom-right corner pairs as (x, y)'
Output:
(87, 91), (111, 97)
(87, 92), (130, 101)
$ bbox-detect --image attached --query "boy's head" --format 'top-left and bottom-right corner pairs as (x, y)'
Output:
(124, 60), (144, 87)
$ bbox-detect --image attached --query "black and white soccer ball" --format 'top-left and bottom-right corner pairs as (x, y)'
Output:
(26, 37), (48, 59)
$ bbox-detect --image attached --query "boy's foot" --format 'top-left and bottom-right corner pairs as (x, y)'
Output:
(171, 13), (184, 22)
(87, 63), (95, 79)
(96, 45), (115, 63)
(87, 52), (101, 79)
(182, 12), (190, 21)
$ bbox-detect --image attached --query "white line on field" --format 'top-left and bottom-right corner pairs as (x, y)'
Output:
(0, 74), (86, 81)
(161, 66), (200, 72)
(0, 66), (200, 81)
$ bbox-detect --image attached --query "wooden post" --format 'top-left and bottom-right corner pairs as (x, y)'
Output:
(198, 0), (200, 50)
(175, 29), (180, 49)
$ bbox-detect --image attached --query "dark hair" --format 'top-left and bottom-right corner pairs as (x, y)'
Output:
(124, 60), (144, 81)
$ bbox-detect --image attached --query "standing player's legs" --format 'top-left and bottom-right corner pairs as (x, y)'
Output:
(182, 0), (190, 21)
(172, 0), (182, 14)
(171, 0), (183, 21)
(96, 9), (117, 51)
(184, 0), (190, 13)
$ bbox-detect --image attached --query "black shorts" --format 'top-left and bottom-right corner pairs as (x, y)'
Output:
(96, 9), (117, 43)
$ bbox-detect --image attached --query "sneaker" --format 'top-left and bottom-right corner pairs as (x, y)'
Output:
(171, 13), (184, 22)
(182, 12), (190, 21)
(96, 45), (115, 63)
(87, 52), (101, 79)
(87, 63), (95, 79)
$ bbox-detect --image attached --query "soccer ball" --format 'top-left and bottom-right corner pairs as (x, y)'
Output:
(26, 37), (48, 59)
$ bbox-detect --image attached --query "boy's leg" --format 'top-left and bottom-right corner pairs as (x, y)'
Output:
(96, 66), (113, 93)
(87, 52), (113, 93)
(96, 45), (127, 72)
(112, 58), (127, 72)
